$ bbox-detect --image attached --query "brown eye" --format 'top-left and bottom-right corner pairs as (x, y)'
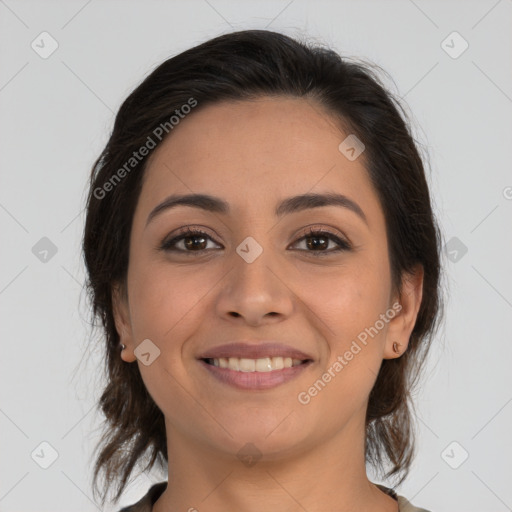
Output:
(161, 228), (220, 253)
(291, 228), (351, 256)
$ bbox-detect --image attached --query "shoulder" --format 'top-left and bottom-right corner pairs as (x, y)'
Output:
(117, 481), (167, 512)
(118, 481), (432, 512)
(376, 484), (432, 512)
(397, 494), (432, 512)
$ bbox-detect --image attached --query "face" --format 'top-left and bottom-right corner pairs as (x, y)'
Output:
(113, 96), (423, 462)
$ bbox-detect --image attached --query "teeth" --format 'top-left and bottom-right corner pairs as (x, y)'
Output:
(239, 358), (255, 372)
(255, 357), (272, 372)
(209, 356), (305, 372)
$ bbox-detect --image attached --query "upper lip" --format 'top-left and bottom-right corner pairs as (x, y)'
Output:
(198, 342), (314, 361)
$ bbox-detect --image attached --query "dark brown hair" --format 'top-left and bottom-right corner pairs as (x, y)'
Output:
(82, 29), (444, 505)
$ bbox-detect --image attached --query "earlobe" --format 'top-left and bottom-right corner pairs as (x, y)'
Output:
(120, 342), (137, 363)
(112, 281), (137, 363)
(383, 265), (424, 359)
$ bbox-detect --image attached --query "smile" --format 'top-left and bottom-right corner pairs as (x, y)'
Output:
(199, 357), (313, 390)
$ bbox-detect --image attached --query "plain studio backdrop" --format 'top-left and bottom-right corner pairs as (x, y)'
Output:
(1, 1), (511, 511)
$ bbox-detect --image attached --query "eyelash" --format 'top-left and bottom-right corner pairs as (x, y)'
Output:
(160, 226), (352, 257)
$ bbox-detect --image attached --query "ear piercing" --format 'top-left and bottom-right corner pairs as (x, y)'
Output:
(120, 343), (126, 350)
(392, 342), (401, 355)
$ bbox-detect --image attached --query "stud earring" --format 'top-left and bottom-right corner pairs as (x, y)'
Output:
(392, 342), (401, 354)
(120, 343), (126, 351)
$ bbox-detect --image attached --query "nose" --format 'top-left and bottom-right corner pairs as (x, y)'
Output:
(215, 243), (294, 326)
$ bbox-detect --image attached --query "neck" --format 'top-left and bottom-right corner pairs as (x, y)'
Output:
(152, 415), (398, 512)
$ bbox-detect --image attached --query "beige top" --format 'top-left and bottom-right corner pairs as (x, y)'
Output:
(117, 482), (432, 511)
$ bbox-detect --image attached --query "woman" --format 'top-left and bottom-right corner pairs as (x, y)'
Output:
(83, 29), (443, 512)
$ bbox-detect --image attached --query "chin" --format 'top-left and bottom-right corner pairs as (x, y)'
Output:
(211, 417), (311, 458)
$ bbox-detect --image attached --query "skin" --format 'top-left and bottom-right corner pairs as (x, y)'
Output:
(112, 96), (423, 512)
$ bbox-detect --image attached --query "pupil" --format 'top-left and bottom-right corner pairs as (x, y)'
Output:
(185, 236), (206, 250)
(307, 235), (327, 250)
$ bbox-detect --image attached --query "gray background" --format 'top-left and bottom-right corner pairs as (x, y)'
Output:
(1, 1), (511, 511)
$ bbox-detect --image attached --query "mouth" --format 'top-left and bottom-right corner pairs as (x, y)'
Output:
(196, 341), (314, 390)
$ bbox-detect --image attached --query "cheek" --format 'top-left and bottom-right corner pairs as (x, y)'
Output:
(297, 269), (390, 420)
(126, 260), (205, 414)
(301, 257), (391, 369)
(127, 255), (217, 347)
(305, 263), (389, 330)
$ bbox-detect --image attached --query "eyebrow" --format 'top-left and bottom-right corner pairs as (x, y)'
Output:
(145, 192), (368, 227)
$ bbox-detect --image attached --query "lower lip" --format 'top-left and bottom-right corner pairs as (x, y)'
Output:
(198, 359), (312, 390)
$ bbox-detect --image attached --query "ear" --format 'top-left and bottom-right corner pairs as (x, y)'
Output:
(112, 281), (137, 363)
(383, 264), (424, 359)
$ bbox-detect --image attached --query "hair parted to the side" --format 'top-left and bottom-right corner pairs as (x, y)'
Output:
(82, 29), (444, 506)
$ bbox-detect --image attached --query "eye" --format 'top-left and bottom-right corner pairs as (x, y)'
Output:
(160, 227), (221, 254)
(290, 226), (352, 256)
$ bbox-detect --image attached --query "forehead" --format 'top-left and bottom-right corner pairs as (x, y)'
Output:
(137, 97), (383, 226)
